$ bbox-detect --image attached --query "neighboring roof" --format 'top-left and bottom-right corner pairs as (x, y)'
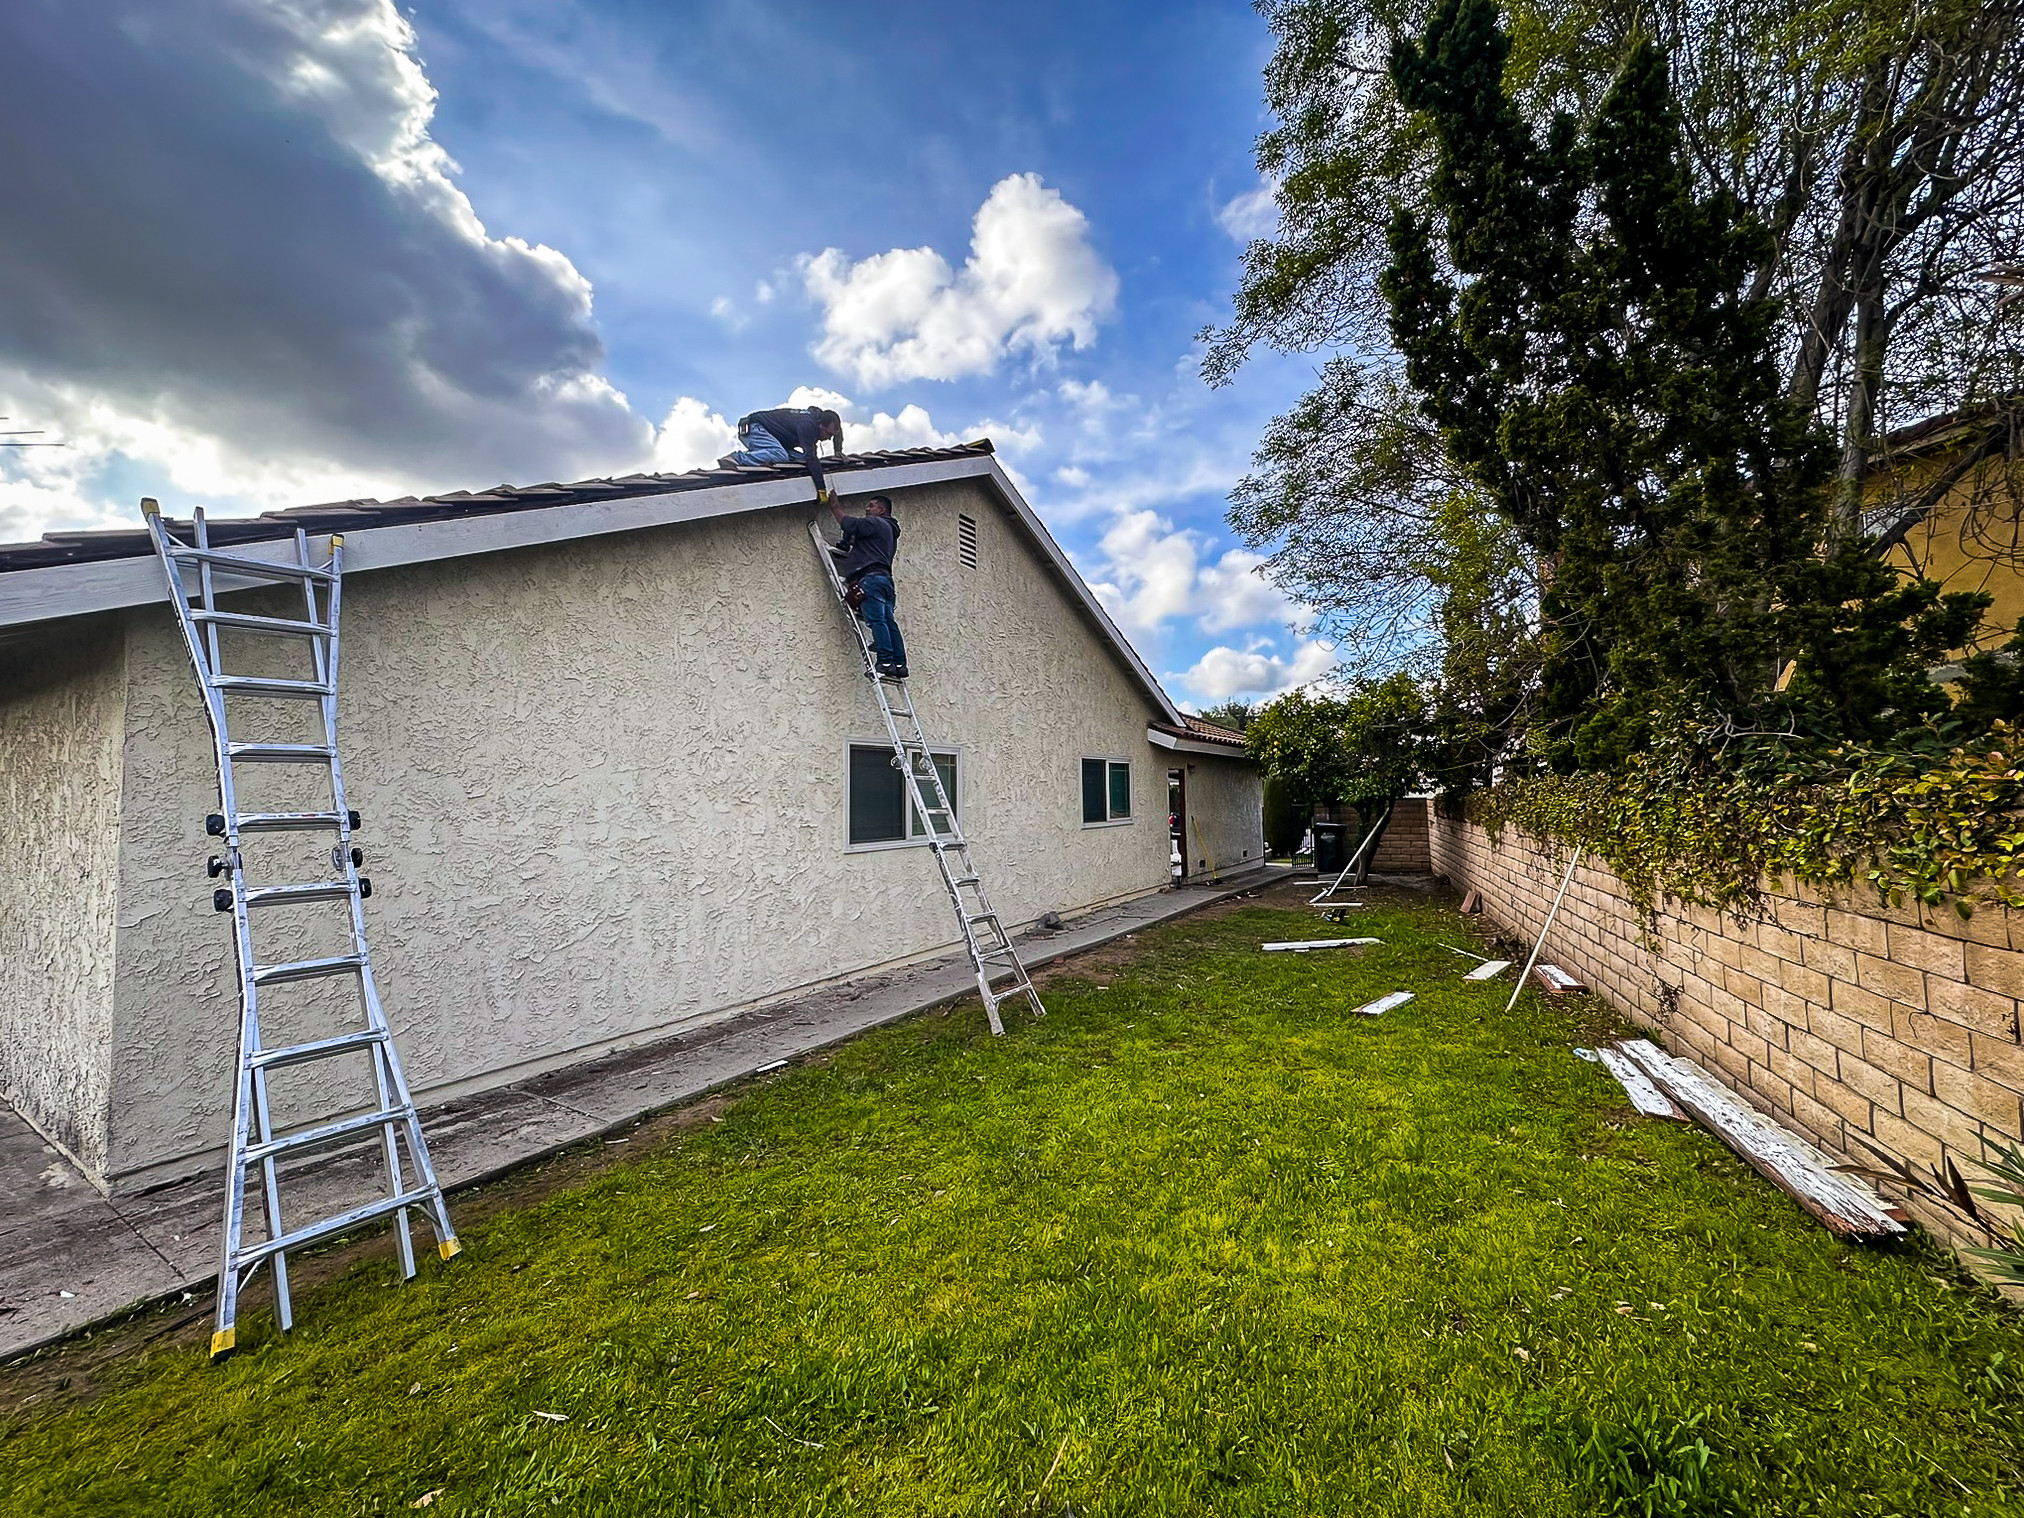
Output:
(1147, 715), (1250, 758)
(1869, 399), (2021, 465)
(1166, 715), (1248, 748)
(0, 441), (1187, 728)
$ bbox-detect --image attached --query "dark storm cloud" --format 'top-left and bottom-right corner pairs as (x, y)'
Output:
(0, 0), (648, 492)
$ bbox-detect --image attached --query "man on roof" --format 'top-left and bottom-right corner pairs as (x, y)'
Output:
(718, 405), (845, 498)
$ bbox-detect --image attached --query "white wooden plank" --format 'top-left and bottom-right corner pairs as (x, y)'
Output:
(1352, 991), (1414, 1016)
(1616, 1040), (1903, 1239)
(1463, 959), (1513, 981)
(1594, 1047), (1687, 1120)
(1262, 937), (1381, 952)
(1533, 963), (1586, 993)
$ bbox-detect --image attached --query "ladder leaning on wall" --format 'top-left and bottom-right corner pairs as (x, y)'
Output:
(809, 519), (1045, 1036)
(142, 499), (459, 1362)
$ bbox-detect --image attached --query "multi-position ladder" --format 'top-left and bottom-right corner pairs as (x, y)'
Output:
(809, 520), (1044, 1035)
(142, 499), (458, 1361)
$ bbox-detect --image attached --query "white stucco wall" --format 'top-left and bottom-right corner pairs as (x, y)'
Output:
(1173, 752), (1263, 879)
(0, 617), (126, 1175)
(84, 478), (1200, 1187)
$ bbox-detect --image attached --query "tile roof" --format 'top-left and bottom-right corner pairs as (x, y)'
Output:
(1152, 715), (1248, 749)
(0, 441), (995, 574)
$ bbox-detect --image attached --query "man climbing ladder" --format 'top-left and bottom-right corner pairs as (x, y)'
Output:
(808, 516), (1043, 1035)
(827, 492), (908, 678)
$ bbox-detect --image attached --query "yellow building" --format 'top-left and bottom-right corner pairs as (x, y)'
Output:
(1870, 403), (2024, 654)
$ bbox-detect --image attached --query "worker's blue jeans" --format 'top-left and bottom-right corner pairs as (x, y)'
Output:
(856, 572), (907, 668)
(725, 423), (790, 466)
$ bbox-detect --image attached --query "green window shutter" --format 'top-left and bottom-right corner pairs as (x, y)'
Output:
(1082, 758), (1107, 824)
(1108, 761), (1132, 819)
(849, 746), (906, 845)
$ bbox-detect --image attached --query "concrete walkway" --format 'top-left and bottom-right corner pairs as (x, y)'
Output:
(0, 869), (1281, 1362)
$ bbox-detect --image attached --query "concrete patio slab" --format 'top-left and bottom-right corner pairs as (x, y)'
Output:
(1, 869), (1281, 1362)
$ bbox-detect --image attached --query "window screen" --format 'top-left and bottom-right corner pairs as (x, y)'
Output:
(957, 513), (978, 569)
(1107, 761), (1132, 819)
(1082, 758), (1108, 824)
(851, 745), (957, 846)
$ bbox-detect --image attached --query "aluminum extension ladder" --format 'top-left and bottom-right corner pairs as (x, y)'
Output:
(143, 499), (458, 1361)
(809, 520), (1044, 1035)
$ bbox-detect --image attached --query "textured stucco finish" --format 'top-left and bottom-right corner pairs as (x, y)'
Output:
(1173, 753), (1263, 879)
(38, 478), (1252, 1188)
(0, 618), (125, 1175)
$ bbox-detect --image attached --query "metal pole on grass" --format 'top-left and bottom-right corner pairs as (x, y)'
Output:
(1505, 848), (1583, 1015)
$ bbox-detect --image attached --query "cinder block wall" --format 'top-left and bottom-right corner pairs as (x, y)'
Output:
(1431, 814), (2024, 1253)
(1372, 799), (1432, 874)
(1313, 798), (1436, 874)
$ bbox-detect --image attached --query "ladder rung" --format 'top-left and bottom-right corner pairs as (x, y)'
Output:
(236, 811), (350, 833)
(212, 675), (333, 701)
(227, 742), (336, 764)
(234, 1186), (437, 1269)
(965, 912), (1000, 925)
(251, 953), (366, 986)
(189, 609), (332, 637)
(948, 873), (980, 886)
(244, 881), (358, 909)
(169, 546), (333, 582)
(249, 1026), (385, 1069)
(241, 1105), (408, 1166)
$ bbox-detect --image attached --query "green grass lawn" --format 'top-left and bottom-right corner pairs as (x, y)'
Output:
(4, 888), (2022, 1516)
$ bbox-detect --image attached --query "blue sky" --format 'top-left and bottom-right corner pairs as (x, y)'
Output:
(0, 0), (1332, 705)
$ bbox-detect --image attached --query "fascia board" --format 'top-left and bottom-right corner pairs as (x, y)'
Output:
(0, 456), (989, 632)
(1147, 727), (1252, 760)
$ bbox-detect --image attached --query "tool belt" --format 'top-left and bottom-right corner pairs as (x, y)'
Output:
(844, 579), (867, 612)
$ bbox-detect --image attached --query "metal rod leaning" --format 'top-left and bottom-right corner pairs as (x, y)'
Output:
(1505, 848), (1585, 1015)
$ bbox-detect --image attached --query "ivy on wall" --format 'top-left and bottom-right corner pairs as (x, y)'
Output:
(1468, 719), (2024, 919)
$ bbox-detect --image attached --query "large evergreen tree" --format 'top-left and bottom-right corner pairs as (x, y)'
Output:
(1380, 0), (1985, 767)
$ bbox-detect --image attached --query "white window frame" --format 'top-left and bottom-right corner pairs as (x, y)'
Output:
(845, 741), (962, 852)
(1080, 756), (1135, 828)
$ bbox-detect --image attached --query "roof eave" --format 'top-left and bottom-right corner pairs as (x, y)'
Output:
(0, 452), (1188, 726)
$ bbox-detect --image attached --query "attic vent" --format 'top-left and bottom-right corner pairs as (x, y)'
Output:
(957, 513), (978, 569)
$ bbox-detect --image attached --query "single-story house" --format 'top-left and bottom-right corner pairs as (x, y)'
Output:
(0, 441), (1262, 1194)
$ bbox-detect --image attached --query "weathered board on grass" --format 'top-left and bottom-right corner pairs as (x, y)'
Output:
(1352, 991), (1414, 1016)
(1616, 1040), (1905, 1241)
(1263, 938), (1381, 953)
(1459, 890), (1483, 913)
(1463, 959), (1512, 981)
(1592, 1047), (1686, 1120)
(1532, 963), (1586, 994)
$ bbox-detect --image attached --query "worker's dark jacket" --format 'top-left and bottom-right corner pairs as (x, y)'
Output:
(740, 406), (832, 493)
(832, 514), (900, 583)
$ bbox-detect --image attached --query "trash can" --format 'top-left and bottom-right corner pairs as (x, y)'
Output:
(1312, 821), (1348, 875)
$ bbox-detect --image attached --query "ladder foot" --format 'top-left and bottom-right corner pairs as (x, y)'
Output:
(209, 1327), (236, 1362)
(438, 1236), (462, 1262)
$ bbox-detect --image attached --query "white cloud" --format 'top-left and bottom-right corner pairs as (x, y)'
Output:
(650, 397), (738, 472)
(1054, 465), (1090, 487)
(799, 173), (1119, 388)
(1081, 509), (1311, 646)
(0, 0), (649, 543)
(1171, 641), (1337, 703)
(1215, 179), (1280, 243)
(781, 385), (1040, 457)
